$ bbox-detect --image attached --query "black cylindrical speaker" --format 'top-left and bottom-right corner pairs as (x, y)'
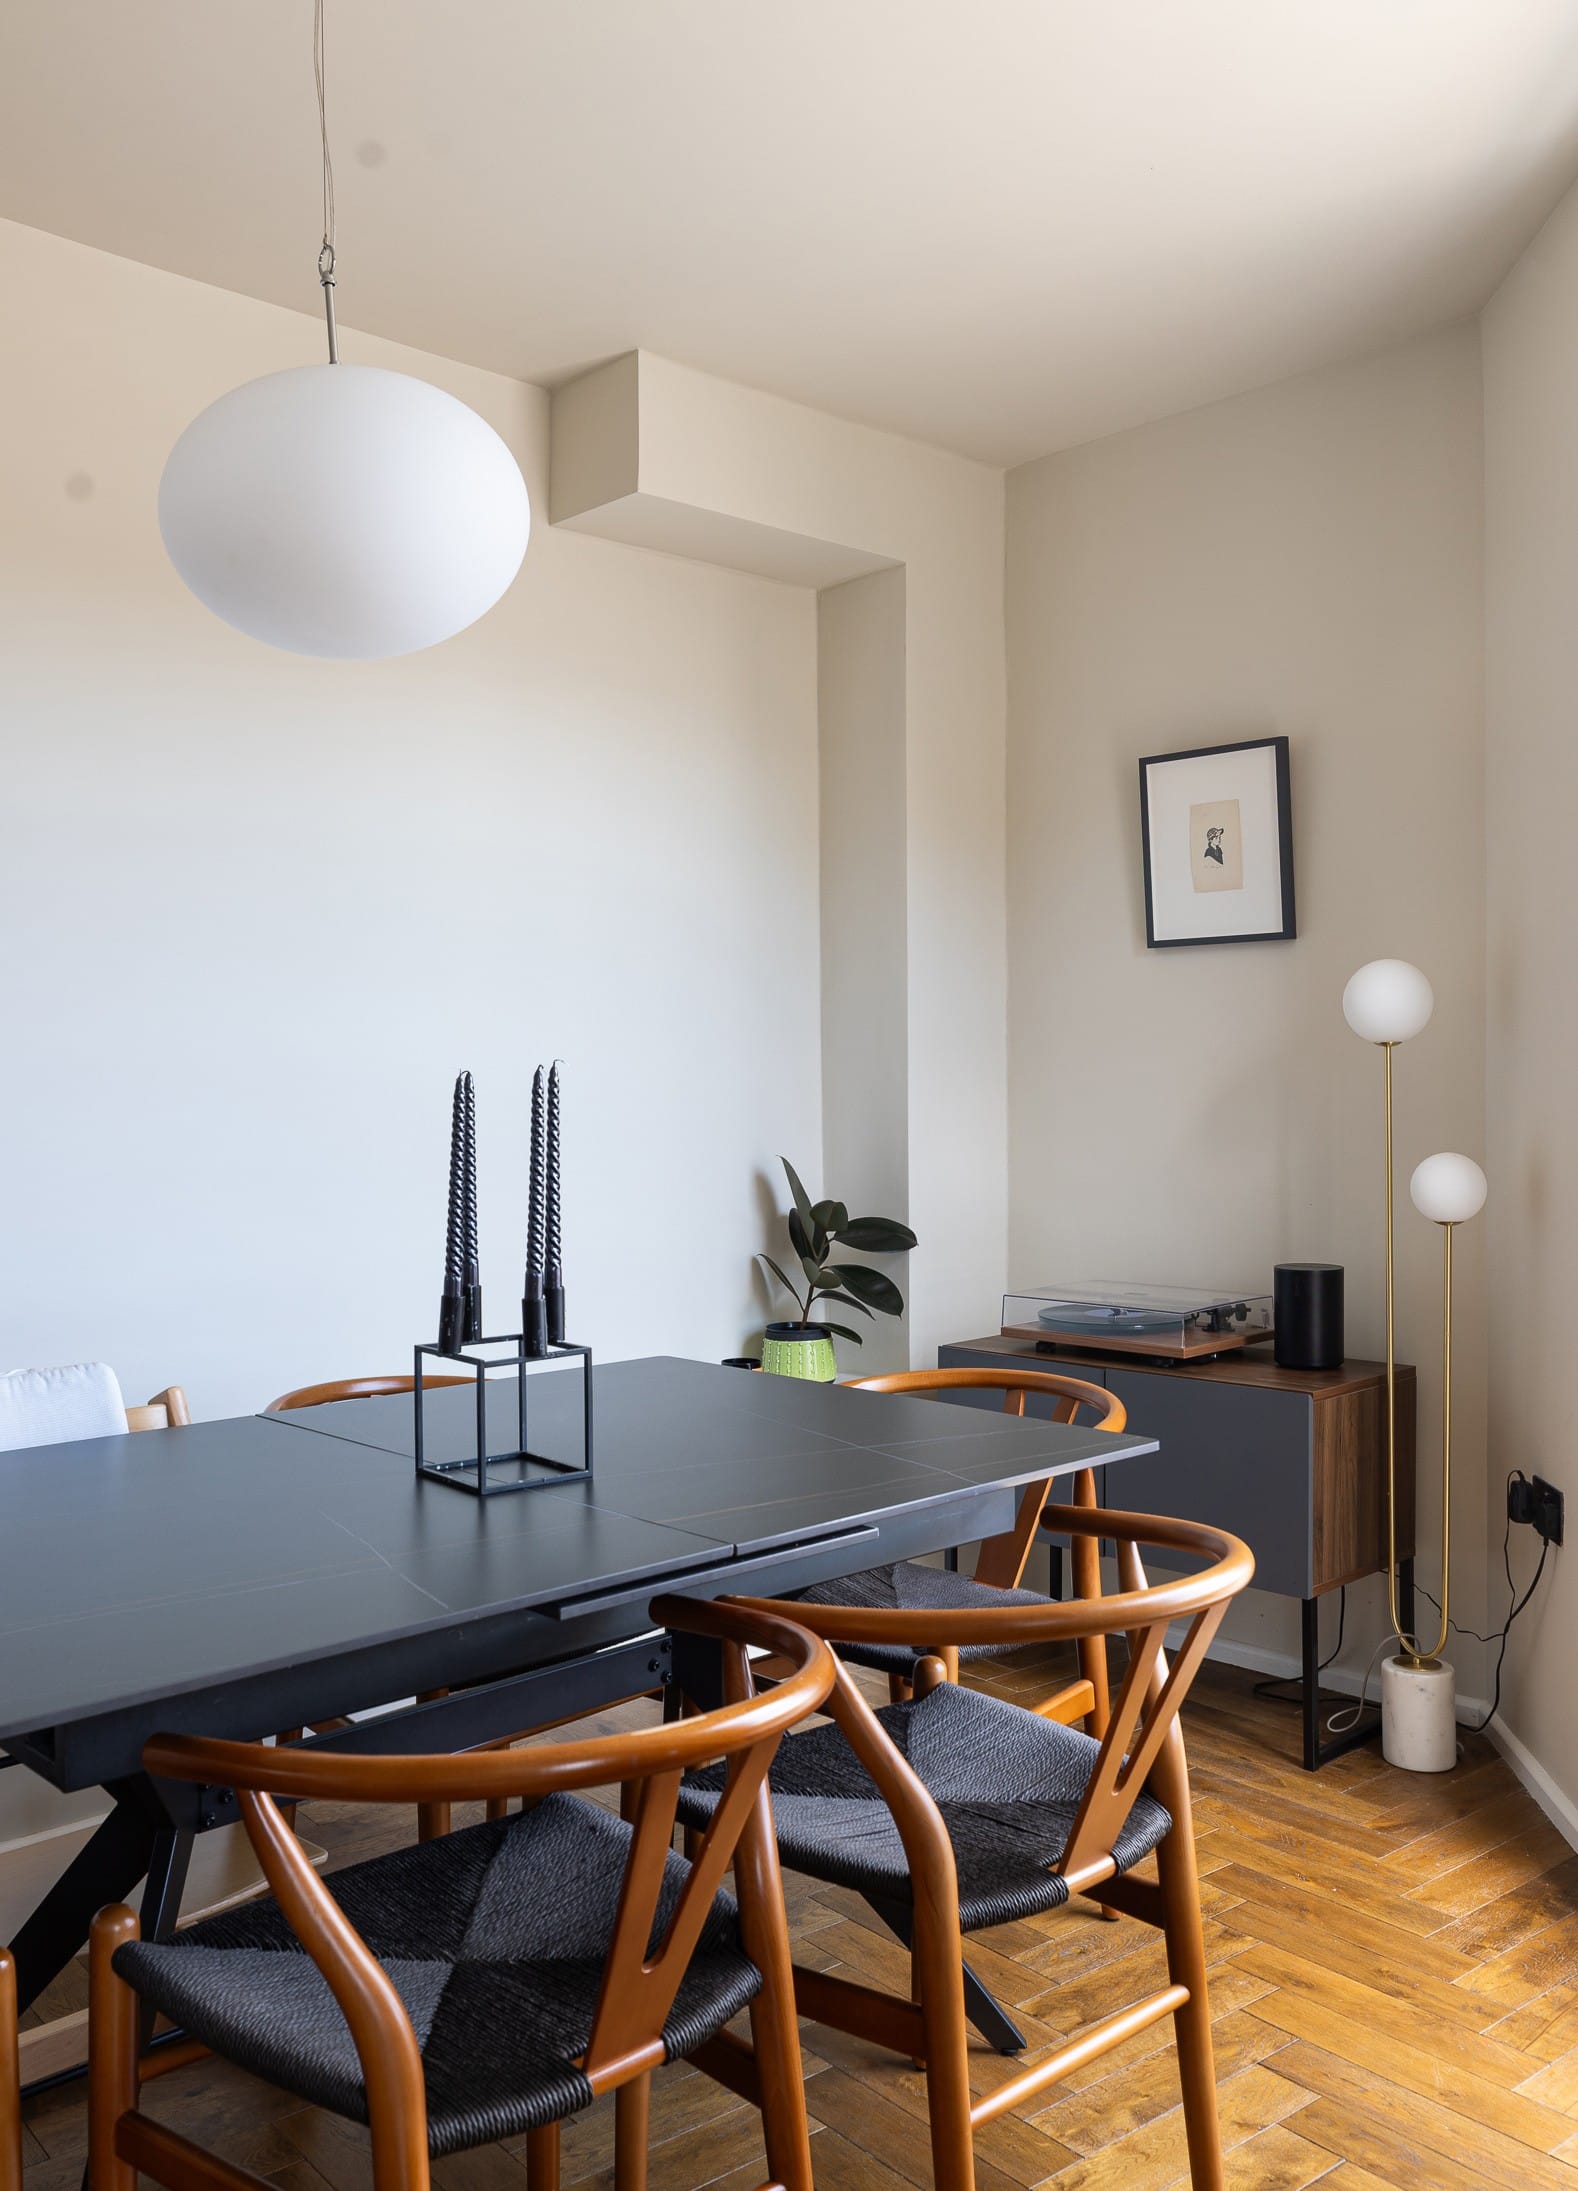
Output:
(1274, 1264), (1344, 1371)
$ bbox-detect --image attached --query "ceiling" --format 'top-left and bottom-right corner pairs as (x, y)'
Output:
(4, 1), (1578, 467)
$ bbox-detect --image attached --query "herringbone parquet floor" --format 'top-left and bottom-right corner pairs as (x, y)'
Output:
(20, 1649), (1578, 2190)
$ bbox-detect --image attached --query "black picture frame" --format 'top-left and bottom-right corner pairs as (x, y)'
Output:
(1138, 734), (1296, 948)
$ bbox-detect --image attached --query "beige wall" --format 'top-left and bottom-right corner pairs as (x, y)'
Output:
(1005, 327), (1489, 1682)
(0, 219), (822, 1422)
(1482, 176), (1578, 1819)
(553, 351), (1009, 1366)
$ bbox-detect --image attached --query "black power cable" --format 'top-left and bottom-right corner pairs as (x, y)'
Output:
(1413, 1471), (1552, 1732)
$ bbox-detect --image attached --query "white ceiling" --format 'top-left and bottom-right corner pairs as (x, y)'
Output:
(4, 1), (1578, 467)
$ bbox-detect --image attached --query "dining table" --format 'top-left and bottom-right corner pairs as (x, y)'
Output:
(0, 1353), (1158, 2057)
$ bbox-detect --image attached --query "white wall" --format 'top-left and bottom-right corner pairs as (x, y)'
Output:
(1482, 173), (1578, 1817)
(1005, 327), (1489, 1682)
(0, 219), (822, 1419)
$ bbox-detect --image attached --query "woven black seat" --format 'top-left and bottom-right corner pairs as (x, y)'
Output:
(790, 1559), (1052, 1674)
(116, 1794), (759, 2155)
(678, 1680), (1171, 1932)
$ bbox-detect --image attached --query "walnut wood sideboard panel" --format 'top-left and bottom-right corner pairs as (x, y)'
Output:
(937, 1333), (1417, 1768)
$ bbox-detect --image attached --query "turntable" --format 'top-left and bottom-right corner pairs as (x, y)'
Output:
(1002, 1282), (1274, 1363)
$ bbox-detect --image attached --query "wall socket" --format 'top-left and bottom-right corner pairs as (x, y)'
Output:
(1509, 1472), (1565, 1546)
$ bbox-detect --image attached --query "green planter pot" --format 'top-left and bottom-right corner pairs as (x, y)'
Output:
(760, 1321), (838, 1382)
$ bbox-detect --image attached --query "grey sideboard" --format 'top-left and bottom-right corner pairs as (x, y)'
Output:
(937, 1332), (1417, 1769)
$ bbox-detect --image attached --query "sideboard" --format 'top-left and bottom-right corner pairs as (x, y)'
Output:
(937, 1333), (1417, 1769)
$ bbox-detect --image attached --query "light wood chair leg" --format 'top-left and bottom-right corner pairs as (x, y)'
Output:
(523, 2120), (560, 2190)
(88, 1906), (141, 2191)
(887, 1673), (913, 1705)
(614, 2073), (650, 2191)
(1152, 1730), (1225, 2189)
(0, 1948), (20, 2191)
(484, 1798), (510, 1823)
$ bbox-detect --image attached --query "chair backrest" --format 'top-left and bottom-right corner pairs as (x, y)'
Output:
(846, 1366), (1125, 1588)
(141, 1596), (835, 2098)
(265, 1374), (471, 1413)
(125, 1386), (192, 1432)
(0, 1361), (128, 1452)
(737, 1506), (1252, 1894)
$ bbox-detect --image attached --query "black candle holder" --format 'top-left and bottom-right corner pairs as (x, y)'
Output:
(413, 1332), (593, 1498)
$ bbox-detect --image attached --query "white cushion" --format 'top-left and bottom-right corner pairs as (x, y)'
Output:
(0, 1362), (128, 1452)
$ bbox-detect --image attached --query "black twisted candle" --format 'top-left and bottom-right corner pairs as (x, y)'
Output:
(523, 1064), (547, 1356)
(462, 1070), (482, 1341)
(545, 1060), (564, 1344)
(439, 1071), (466, 1353)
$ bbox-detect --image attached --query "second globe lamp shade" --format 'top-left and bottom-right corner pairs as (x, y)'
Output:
(1410, 1153), (1489, 1226)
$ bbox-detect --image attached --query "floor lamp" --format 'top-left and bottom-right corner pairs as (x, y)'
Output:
(1343, 960), (1488, 1772)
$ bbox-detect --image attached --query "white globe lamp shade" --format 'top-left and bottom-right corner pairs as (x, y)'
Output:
(1410, 1152), (1488, 1226)
(159, 363), (530, 659)
(1342, 959), (1434, 1045)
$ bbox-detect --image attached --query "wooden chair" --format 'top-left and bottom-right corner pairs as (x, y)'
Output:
(125, 1387), (193, 1432)
(89, 1596), (835, 2191)
(264, 1375), (470, 1414)
(677, 1509), (1254, 2191)
(1, 1948), (19, 2191)
(266, 1377), (474, 1838)
(802, 1367), (1125, 1735)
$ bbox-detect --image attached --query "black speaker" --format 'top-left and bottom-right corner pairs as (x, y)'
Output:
(1274, 1264), (1344, 1371)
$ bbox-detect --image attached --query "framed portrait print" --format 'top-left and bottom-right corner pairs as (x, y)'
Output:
(1138, 735), (1295, 948)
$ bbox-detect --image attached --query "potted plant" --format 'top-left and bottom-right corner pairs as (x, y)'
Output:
(756, 1157), (917, 1380)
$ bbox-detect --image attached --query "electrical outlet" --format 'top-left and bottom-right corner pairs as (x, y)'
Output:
(1511, 1472), (1565, 1544)
(1532, 1475), (1565, 1546)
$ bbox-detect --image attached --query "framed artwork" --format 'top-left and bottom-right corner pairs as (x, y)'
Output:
(1138, 735), (1295, 948)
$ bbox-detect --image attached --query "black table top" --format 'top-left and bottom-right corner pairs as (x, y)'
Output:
(0, 1356), (1155, 1755)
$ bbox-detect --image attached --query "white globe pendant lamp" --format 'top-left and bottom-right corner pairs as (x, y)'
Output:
(158, 2), (529, 660)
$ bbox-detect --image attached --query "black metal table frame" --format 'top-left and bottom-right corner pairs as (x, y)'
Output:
(1300, 1558), (1415, 1771)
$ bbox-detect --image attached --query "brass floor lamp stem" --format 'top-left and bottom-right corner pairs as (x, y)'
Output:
(1417, 1222), (1454, 1667)
(1383, 1042), (1414, 1656)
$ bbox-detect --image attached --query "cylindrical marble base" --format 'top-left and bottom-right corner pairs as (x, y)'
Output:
(1381, 1654), (1457, 1773)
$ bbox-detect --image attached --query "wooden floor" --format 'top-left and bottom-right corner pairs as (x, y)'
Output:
(20, 1650), (1578, 2191)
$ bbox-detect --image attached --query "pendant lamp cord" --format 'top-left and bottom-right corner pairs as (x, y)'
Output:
(313, 0), (339, 362)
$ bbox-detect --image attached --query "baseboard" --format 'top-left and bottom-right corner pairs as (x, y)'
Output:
(1170, 1624), (1492, 1728)
(1482, 1714), (1578, 1854)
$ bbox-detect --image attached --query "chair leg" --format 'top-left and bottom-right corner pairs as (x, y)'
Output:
(88, 1906), (141, 2191)
(485, 1798), (510, 1823)
(0, 1949), (19, 2191)
(911, 1893), (976, 2191)
(614, 2073), (650, 2191)
(523, 2121), (560, 2190)
(1153, 1735), (1225, 2189)
(734, 1784), (816, 2191)
(887, 1673), (913, 1705)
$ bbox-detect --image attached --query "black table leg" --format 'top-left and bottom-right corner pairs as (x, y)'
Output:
(1048, 1544), (1064, 1601)
(943, 1547), (960, 1573)
(1299, 1592), (1384, 1771)
(135, 1824), (194, 2049)
(868, 1895), (1025, 2055)
(8, 1780), (166, 2013)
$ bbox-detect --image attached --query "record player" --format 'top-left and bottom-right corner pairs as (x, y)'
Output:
(1002, 1282), (1274, 1363)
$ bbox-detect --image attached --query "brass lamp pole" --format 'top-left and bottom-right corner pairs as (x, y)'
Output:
(1344, 960), (1435, 1656)
(1408, 1152), (1489, 1665)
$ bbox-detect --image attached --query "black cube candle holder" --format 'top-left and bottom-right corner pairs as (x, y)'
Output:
(413, 1332), (593, 1497)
